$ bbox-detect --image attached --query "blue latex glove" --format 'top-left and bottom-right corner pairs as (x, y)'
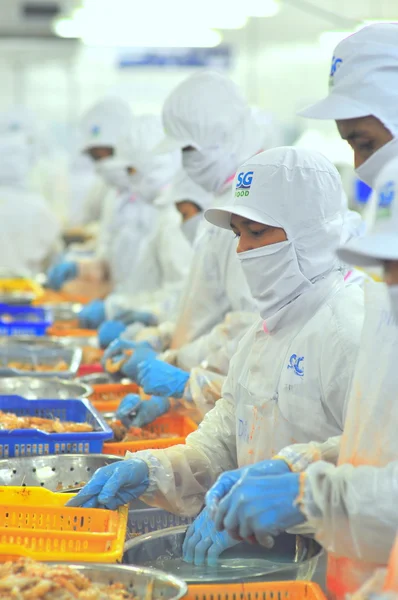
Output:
(213, 472), (305, 545)
(137, 359), (189, 398)
(98, 320), (127, 348)
(206, 459), (290, 517)
(79, 299), (106, 329)
(102, 339), (157, 380)
(116, 394), (171, 428)
(182, 508), (239, 566)
(103, 338), (138, 362)
(115, 309), (159, 327)
(66, 459), (149, 510)
(47, 261), (77, 290)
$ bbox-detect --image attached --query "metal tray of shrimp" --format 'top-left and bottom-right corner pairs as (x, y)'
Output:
(45, 301), (83, 322)
(0, 454), (122, 492)
(123, 527), (323, 584)
(0, 335), (68, 350)
(0, 376), (92, 399)
(0, 344), (82, 379)
(46, 563), (188, 600)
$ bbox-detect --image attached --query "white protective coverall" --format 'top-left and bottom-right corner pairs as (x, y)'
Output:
(78, 97), (135, 235)
(98, 116), (188, 320)
(0, 134), (61, 276)
(131, 147), (364, 518)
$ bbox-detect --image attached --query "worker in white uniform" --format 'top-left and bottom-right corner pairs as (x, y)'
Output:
(298, 23), (398, 193)
(0, 134), (61, 276)
(98, 169), (210, 350)
(205, 156), (398, 598)
(68, 148), (364, 566)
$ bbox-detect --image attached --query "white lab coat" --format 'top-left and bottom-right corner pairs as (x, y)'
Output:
(289, 283), (398, 600)
(0, 185), (61, 276)
(134, 271), (364, 517)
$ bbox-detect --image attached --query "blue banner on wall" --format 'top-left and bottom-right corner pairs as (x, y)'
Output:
(118, 46), (231, 68)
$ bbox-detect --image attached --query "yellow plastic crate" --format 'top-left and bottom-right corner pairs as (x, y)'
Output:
(0, 278), (43, 299)
(0, 486), (128, 563)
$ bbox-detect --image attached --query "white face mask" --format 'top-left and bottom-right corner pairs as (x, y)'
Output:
(97, 161), (131, 192)
(355, 137), (398, 188)
(182, 149), (236, 193)
(181, 213), (202, 244)
(388, 285), (398, 324)
(238, 240), (312, 320)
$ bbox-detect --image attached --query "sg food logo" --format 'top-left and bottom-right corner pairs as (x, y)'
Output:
(329, 56), (343, 87)
(377, 180), (395, 220)
(235, 171), (253, 197)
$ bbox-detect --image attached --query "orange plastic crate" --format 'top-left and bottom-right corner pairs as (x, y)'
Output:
(103, 414), (197, 456)
(186, 582), (326, 600)
(34, 291), (89, 305)
(47, 324), (97, 337)
(90, 383), (139, 413)
(0, 486), (128, 563)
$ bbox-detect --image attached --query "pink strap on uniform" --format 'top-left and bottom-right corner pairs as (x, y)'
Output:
(344, 270), (353, 282)
(262, 321), (269, 334)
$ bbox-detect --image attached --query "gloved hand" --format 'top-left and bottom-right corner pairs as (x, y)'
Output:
(206, 459), (290, 516)
(103, 339), (157, 380)
(79, 300), (106, 329)
(47, 261), (78, 290)
(98, 320), (127, 348)
(213, 472), (305, 545)
(137, 359), (190, 398)
(182, 508), (239, 566)
(116, 394), (171, 428)
(66, 459), (149, 510)
(115, 309), (159, 327)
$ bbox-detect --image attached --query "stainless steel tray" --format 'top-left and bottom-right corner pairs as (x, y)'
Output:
(0, 335), (67, 350)
(0, 454), (121, 491)
(123, 526), (323, 584)
(47, 563), (187, 600)
(0, 345), (82, 378)
(45, 301), (83, 321)
(0, 291), (35, 305)
(0, 376), (91, 399)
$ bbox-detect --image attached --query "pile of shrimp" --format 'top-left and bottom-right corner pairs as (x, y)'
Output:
(0, 411), (93, 433)
(0, 558), (137, 599)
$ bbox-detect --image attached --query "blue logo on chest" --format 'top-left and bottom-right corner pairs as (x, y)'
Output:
(287, 354), (304, 377)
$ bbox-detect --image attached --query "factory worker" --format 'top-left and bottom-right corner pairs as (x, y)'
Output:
(68, 147), (364, 548)
(0, 106), (70, 226)
(98, 169), (211, 348)
(298, 23), (398, 190)
(0, 134), (61, 276)
(206, 157), (398, 597)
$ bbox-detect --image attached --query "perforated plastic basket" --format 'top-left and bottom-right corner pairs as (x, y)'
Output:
(186, 582), (326, 600)
(127, 507), (193, 539)
(103, 414), (197, 456)
(0, 486), (128, 563)
(0, 396), (113, 457)
(0, 304), (52, 336)
(90, 383), (139, 413)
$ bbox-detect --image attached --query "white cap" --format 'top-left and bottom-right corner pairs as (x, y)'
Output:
(337, 156), (398, 266)
(155, 71), (251, 154)
(205, 147), (346, 282)
(298, 23), (398, 136)
(80, 97), (134, 151)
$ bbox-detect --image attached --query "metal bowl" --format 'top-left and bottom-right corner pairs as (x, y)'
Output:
(0, 454), (121, 491)
(47, 563), (187, 600)
(0, 335), (68, 350)
(0, 376), (92, 399)
(123, 527), (323, 584)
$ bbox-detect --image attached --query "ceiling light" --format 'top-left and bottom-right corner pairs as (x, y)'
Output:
(53, 17), (79, 38)
(81, 28), (222, 48)
(244, 0), (280, 17)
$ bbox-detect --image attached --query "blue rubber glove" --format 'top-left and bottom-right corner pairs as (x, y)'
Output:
(137, 359), (189, 398)
(121, 345), (157, 381)
(213, 472), (305, 545)
(79, 299), (106, 329)
(182, 508), (239, 566)
(115, 309), (159, 327)
(66, 459), (149, 510)
(98, 320), (127, 348)
(116, 394), (171, 428)
(103, 338), (138, 362)
(206, 459), (290, 517)
(47, 261), (77, 290)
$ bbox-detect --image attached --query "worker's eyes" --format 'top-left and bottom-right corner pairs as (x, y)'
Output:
(233, 232), (240, 239)
(249, 228), (268, 237)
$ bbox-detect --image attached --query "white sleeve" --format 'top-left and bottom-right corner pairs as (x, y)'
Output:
(276, 436), (341, 472)
(300, 460), (398, 564)
(133, 373), (238, 517)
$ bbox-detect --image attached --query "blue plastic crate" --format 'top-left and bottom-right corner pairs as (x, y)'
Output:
(0, 396), (113, 457)
(0, 304), (53, 336)
(127, 507), (194, 538)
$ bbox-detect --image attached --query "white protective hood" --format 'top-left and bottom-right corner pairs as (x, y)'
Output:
(205, 146), (346, 283)
(164, 169), (213, 211)
(157, 72), (264, 191)
(80, 97), (134, 152)
(0, 133), (33, 187)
